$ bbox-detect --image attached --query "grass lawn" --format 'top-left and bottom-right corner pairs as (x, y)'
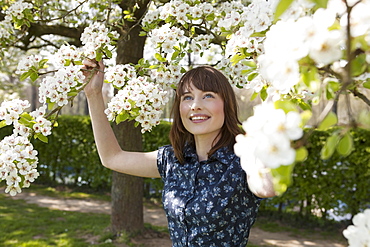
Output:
(0, 185), (348, 247)
(0, 187), (114, 247)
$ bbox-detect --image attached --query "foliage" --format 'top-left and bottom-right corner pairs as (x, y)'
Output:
(0, 115), (111, 190)
(2, 118), (367, 222)
(142, 120), (171, 198)
(260, 127), (370, 220)
(1, 0), (370, 199)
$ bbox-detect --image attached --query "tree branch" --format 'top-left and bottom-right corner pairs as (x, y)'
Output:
(350, 88), (370, 107)
(18, 24), (85, 50)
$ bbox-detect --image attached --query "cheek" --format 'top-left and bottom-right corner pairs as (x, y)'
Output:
(213, 101), (225, 123)
(179, 102), (189, 119)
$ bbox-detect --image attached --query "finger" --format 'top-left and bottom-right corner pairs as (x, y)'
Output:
(83, 59), (98, 68)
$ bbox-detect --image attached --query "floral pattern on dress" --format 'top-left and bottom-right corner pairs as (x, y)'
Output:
(157, 144), (261, 247)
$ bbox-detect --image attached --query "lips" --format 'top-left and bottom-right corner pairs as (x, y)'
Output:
(190, 114), (210, 122)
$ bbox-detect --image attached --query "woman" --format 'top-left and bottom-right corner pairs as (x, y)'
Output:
(83, 60), (275, 246)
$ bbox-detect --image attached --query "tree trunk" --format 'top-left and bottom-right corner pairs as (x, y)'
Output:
(111, 121), (144, 234)
(110, 0), (150, 235)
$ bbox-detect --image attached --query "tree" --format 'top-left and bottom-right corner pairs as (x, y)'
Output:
(0, 0), (152, 235)
(1, 0), (370, 243)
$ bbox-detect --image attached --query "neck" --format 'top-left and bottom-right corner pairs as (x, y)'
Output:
(194, 134), (219, 162)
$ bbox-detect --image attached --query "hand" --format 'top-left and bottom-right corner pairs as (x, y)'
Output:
(82, 59), (105, 97)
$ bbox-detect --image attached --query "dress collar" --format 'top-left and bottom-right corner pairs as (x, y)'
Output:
(183, 144), (236, 165)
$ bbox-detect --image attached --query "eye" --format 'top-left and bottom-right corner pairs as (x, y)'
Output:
(182, 95), (193, 101)
(204, 93), (215, 99)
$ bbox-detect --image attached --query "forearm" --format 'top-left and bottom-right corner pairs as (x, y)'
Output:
(86, 92), (122, 169)
(247, 169), (276, 198)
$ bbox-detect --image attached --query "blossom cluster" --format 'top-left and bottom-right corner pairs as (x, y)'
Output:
(143, 0), (214, 26)
(149, 23), (185, 56)
(217, 58), (257, 88)
(251, 0), (369, 101)
(343, 208), (370, 247)
(5, 0), (33, 20)
(0, 21), (120, 195)
(0, 0), (33, 41)
(0, 100), (52, 196)
(223, 0), (273, 56)
(80, 22), (119, 59)
(15, 54), (44, 75)
(234, 103), (303, 174)
(142, 1), (220, 65)
(39, 22), (119, 108)
(39, 66), (85, 107)
(105, 64), (168, 133)
(54, 44), (82, 66)
(150, 64), (183, 88)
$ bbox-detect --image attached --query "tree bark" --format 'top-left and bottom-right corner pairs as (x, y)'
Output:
(111, 121), (144, 234)
(110, 0), (150, 235)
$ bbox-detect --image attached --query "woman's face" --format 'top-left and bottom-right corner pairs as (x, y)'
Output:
(179, 83), (224, 141)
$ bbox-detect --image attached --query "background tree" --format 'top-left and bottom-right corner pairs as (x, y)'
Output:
(1, 0), (369, 243)
(0, 0), (153, 235)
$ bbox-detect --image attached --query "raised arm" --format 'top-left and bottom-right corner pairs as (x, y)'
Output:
(83, 60), (160, 178)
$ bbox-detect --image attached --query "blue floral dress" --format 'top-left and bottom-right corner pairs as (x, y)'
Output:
(157, 144), (261, 247)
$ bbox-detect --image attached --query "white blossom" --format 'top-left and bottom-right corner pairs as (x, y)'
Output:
(234, 103), (303, 170)
(343, 209), (370, 247)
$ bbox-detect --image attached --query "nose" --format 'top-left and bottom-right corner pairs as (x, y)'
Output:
(190, 98), (202, 111)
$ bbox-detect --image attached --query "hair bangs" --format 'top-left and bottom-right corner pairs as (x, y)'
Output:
(177, 67), (223, 97)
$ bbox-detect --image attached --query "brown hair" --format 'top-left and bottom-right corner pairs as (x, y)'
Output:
(169, 66), (243, 164)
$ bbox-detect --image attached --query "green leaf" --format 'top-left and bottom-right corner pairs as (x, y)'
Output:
(0, 120), (7, 128)
(274, 100), (298, 114)
(35, 133), (48, 143)
(38, 58), (48, 68)
(30, 72), (39, 82)
(247, 73), (258, 81)
(274, 0), (295, 21)
(321, 133), (340, 159)
(171, 50), (180, 61)
(318, 111), (337, 130)
(311, 0), (329, 8)
(47, 102), (55, 111)
(270, 163), (295, 196)
(18, 117), (31, 126)
(115, 112), (129, 124)
(300, 110), (312, 127)
(260, 87), (268, 101)
(205, 13), (215, 21)
(20, 112), (33, 121)
(241, 60), (256, 68)
(351, 54), (367, 77)
(250, 92), (258, 101)
(363, 79), (370, 89)
(295, 147), (308, 162)
(20, 71), (33, 81)
(105, 49), (112, 59)
(64, 59), (71, 66)
(230, 53), (246, 66)
(154, 53), (167, 62)
(95, 51), (103, 61)
(336, 132), (353, 156)
(301, 66), (318, 87)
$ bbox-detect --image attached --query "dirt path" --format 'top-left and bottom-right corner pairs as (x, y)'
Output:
(6, 192), (346, 247)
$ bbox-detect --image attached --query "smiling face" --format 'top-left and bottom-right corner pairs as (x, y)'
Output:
(180, 84), (225, 141)
(169, 66), (242, 164)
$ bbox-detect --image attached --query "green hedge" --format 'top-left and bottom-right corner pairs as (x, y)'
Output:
(1, 116), (369, 220)
(260, 128), (370, 220)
